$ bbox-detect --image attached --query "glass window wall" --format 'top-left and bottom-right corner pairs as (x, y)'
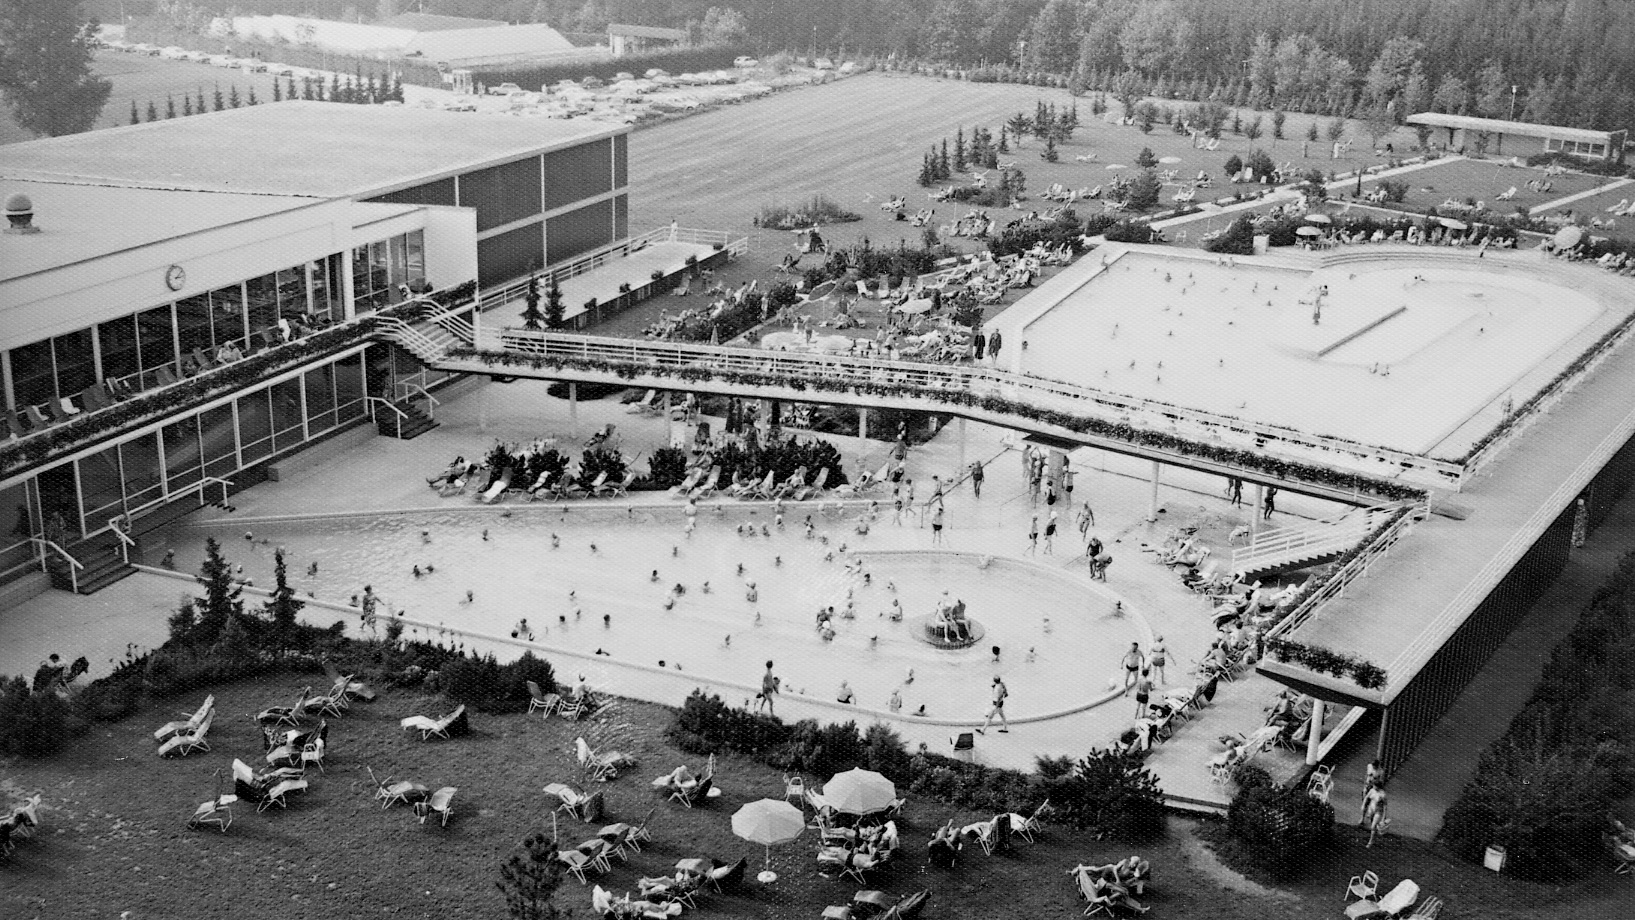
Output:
(120, 433), (163, 510)
(271, 378), (304, 450)
(304, 365), (337, 434)
(53, 328), (96, 399)
(98, 316), (140, 385)
(200, 404), (237, 480)
(137, 305), (177, 386)
(9, 340), (54, 408)
(78, 444), (124, 526)
(238, 391), (273, 464)
(245, 273), (280, 336)
(162, 417), (202, 493)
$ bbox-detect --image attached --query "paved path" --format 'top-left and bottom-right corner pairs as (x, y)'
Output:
(1532, 175), (1635, 216)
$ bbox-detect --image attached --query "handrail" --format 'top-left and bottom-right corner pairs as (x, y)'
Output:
(476, 329), (1463, 490)
(402, 382), (440, 416)
(365, 396), (407, 439)
(478, 225), (741, 312)
(106, 515), (136, 563)
(29, 537), (83, 593)
(1231, 502), (1403, 575)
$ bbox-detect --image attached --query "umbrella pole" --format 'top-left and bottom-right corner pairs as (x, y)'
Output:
(765, 844), (772, 868)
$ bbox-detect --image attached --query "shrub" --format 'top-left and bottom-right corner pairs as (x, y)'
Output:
(786, 719), (868, 778)
(1377, 179), (1410, 203)
(0, 675), (81, 756)
(578, 448), (627, 486)
(643, 446), (690, 490)
(1103, 220), (1161, 244)
(1125, 170), (1162, 211)
(1225, 767), (1336, 879)
(1044, 749), (1166, 842)
(758, 194), (862, 229)
(1223, 154), (1243, 179)
(441, 652), (558, 714)
(1135, 146), (1157, 168)
(863, 721), (913, 782)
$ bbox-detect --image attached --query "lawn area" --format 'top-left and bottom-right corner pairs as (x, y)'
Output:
(1355, 157), (1623, 218)
(3, 668), (1633, 920)
(0, 50), (293, 146)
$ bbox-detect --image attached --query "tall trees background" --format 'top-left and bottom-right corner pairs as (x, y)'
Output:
(82, 0), (1635, 130)
(0, 0), (112, 136)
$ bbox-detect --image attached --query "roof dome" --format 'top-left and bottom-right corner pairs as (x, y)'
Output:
(4, 193), (33, 214)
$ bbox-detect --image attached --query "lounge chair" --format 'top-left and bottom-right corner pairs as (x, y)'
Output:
(669, 466), (705, 496)
(794, 467), (829, 500)
(627, 390), (659, 414)
(256, 687), (310, 727)
(257, 778), (309, 812)
(1407, 896), (1443, 920)
(478, 464), (515, 503)
(597, 471), (635, 498)
(568, 471), (607, 500)
(840, 849), (887, 884)
(1345, 870), (1380, 903)
(302, 678), (351, 717)
(414, 786), (458, 826)
(577, 736), (635, 781)
(400, 704), (469, 741)
(187, 795), (235, 833)
(672, 776), (719, 808)
(737, 470), (777, 500)
(555, 694), (587, 721)
(158, 709), (214, 757)
(154, 694), (215, 742)
(545, 782), (603, 821)
(557, 848), (599, 885)
(528, 681), (560, 716)
(585, 423), (616, 450)
(301, 737), (327, 773)
(1008, 799), (1053, 843)
(694, 465), (723, 497)
(372, 768), (430, 810)
(706, 856), (748, 893)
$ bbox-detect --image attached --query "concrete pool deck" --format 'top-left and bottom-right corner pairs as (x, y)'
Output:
(1, 374), (1349, 787)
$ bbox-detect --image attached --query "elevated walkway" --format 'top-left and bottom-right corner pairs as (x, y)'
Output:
(1231, 501), (1410, 578)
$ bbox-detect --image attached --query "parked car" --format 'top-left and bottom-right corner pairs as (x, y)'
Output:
(733, 56), (759, 69)
(613, 72), (634, 82)
(239, 59), (268, 73)
(581, 76), (605, 89)
(487, 82), (522, 95)
(158, 46), (190, 60)
(813, 58), (835, 70)
(266, 63), (295, 76)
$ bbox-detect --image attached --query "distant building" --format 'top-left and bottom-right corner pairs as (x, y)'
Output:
(607, 24), (688, 57)
(1406, 112), (1627, 163)
(227, 14), (602, 69)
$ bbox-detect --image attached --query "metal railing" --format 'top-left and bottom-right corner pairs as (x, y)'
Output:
(106, 515), (136, 563)
(1267, 497), (1430, 641)
(401, 382), (440, 418)
(375, 315), (451, 362)
(478, 226), (748, 312)
(366, 396), (409, 439)
(1231, 501), (1406, 576)
(472, 330), (1464, 489)
(29, 537), (84, 594)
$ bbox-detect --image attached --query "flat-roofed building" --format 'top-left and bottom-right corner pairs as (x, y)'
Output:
(1406, 112), (1627, 162)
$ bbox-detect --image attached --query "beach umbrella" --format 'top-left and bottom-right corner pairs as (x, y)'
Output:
(1295, 225), (1323, 237)
(731, 798), (805, 871)
(1304, 213), (1332, 225)
(898, 298), (935, 315)
(1438, 217), (1468, 231)
(1554, 225), (1584, 248)
(1158, 156), (1183, 164)
(823, 768), (896, 816)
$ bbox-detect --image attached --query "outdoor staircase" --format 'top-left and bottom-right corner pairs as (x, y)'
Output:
(50, 535), (136, 595)
(377, 399), (438, 440)
(376, 315), (459, 364)
(1230, 502), (1408, 578)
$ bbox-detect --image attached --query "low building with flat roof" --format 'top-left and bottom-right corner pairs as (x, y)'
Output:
(1406, 112), (1626, 162)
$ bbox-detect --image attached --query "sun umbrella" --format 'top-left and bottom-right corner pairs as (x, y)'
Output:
(1304, 213), (1332, 225)
(1158, 156), (1183, 164)
(1295, 225), (1323, 237)
(898, 298), (935, 315)
(806, 280), (837, 301)
(823, 768), (896, 816)
(1554, 225), (1584, 248)
(1438, 217), (1468, 231)
(732, 798), (805, 880)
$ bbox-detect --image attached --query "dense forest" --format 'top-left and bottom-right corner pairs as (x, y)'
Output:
(98, 1), (1635, 130)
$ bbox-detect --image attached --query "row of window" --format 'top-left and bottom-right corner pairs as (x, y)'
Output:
(1, 352), (369, 577)
(1544, 138), (1609, 157)
(353, 231), (427, 313)
(8, 256), (343, 409)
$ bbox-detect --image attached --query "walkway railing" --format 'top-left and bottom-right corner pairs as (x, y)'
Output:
(366, 396), (408, 439)
(474, 330), (1464, 490)
(1231, 501), (1406, 576)
(479, 226), (749, 312)
(29, 538), (83, 594)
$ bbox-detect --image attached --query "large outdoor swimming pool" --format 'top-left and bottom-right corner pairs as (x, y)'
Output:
(158, 505), (1146, 724)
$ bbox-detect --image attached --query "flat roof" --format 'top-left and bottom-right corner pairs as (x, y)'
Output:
(608, 24), (687, 40)
(988, 244), (1627, 460)
(378, 12), (507, 31)
(1261, 262), (1635, 706)
(1406, 112), (1621, 144)
(0, 179), (323, 282)
(0, 101), (624, 201)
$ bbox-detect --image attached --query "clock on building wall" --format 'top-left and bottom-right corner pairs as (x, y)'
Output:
(165, 264), (187, 291)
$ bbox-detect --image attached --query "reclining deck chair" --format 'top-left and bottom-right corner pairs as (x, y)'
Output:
(795, 467), (830, 500)
(154, 694), (215, 742)
(158, 709), (214, 757)
(188, 794), (236, 833)
(415, 786), (458, 826)
(400, 703), (469, 741)
(370, 767), (430, 809)
(256, 687), (310, 728)
(577, 736), (635, 781)
(257, 778), (309, 812)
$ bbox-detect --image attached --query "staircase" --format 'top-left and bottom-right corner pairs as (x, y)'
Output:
(1231, 502), (1408, 578)
(376, 315), (459, 364)
(49, 535), (135, 595)
(377, 399), (438, 440)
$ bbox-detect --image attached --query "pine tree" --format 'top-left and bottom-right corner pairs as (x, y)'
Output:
(544, 278), (564, 329)
(392, 73), (405, 103)
(183, 94), (193, 116)
(1033, 100), (1050, 138)
(1272, 109), (1286, 140)
(938, 139), (950, 179)
(265, 549), (304, 642)
(1007, 111), (1030, 145)
(1307, 120), (1320, 142)
(129, 100), (140, 125)
(228, 85), (241, 109)
(917, 153), (933, 187)
(998, 125), (1009, 153)
(1042, 133), (1058, 162)
(164, 96), (175, 119)
(495, 835), (567, 920)
(301, 76), (313, 101)
(145, 101), (159, 122)
(273, 79), (282, 102)
(330, 74), (341, 102)
(953, 127), (967, 172)
(247, 87), (258, 106)
(195, 88), (206, 114)
(194, 537), (243, 646)
(213, 85), (225, 111)
(521, 275), (544, 330)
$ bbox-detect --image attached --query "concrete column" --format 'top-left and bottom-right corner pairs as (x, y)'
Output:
(957, 417), (967, 472)
(1305, 698), (1326, 765)
(1251, 483), (1264, 536)
(1147, 460), (1160, 522)
(663, 391), (673, 447)
(758, 398), (771, 437)
(858, 407), (869, 440)
(568, 381), (578, 435)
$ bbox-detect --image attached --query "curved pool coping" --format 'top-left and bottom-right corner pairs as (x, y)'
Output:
(133, 547), (1153, 728)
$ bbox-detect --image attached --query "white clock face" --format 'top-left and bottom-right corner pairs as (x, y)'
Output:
(165, 264), (186, 291)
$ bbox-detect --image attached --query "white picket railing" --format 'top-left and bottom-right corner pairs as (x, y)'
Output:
(1231, 502), (1408, 576)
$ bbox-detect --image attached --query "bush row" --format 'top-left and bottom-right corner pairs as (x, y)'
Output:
(1224, 764), (1337, 879)
(666, 691), (1165, 842)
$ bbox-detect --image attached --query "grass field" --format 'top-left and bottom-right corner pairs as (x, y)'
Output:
(1355, 157), (1623, 218)
(0, 50), (292, 146)
(3, 669), (1632, 920)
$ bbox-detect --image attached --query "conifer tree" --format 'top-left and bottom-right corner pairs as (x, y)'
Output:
(228, 85), (241, 108)
(145, 100), (158, 122)
(165, 95), (176, 118)
(129, 99), (140, 125)
(953, 127), (967, 171)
